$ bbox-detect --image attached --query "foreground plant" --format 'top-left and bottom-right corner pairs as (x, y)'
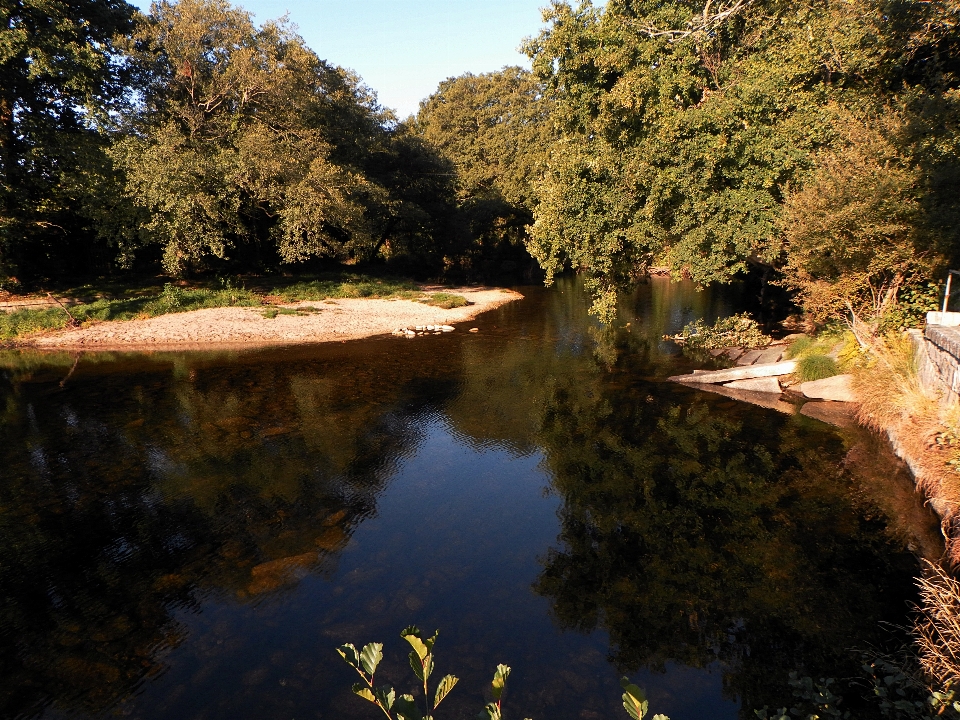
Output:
(338, 627), (669, 720)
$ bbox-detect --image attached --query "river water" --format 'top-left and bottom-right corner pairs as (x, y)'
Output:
(0, 278), (943, 720)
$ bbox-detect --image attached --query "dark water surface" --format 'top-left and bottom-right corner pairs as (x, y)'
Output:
(0, 278), (944, 720)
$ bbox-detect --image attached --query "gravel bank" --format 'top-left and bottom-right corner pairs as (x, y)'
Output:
(26, 286), (522, 350)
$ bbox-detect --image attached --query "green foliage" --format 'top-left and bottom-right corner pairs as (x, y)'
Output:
(275, 275), (421, 302)
(785, 336), (815, 359)
(0, 0), (138, 279)
(338, 629), (666, 720)
(756, 664), (960, 720)
(795, 354), (839, 382)
(676, 313), (770, 350)
(523, 0), (960, 320)
(0, 308), (72, 341)
(414, 67), (553, 276)
(420, 293), (468, 309)
(337, 628), (462, 720)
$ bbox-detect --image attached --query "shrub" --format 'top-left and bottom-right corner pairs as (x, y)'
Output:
(677, 313), (770, 350)
(796, 353), (838, 381)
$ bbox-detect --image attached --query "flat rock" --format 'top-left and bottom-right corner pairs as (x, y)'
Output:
(724, 377), (782, 393)
(800, 401), (858, 427)
(725, 347), (744, 361)
(736, 349), (764, 366)
(799, 374), (856, 402)
(756, 346), (784, 364)
(668, 360), (796, 385)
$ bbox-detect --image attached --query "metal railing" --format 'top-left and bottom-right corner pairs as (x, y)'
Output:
(944, 270), (960, 313)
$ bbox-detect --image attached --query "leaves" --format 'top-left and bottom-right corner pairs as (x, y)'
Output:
(434, 674), (459, 709)
(372, 684), (396, 711)
(621, 677), (649, 720)
(492, 664), (511, 702)
(394, 694), (423, 720)
(478, 701), (502, 720)
(360, 642), (383, 676)
(337, 643), (360, 670)
(351, 683), (377, 704)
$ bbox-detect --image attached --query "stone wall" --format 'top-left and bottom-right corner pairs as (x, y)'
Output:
(917, 320), (960, 406)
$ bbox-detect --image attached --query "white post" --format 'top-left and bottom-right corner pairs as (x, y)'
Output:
(945, 273), (954, 313)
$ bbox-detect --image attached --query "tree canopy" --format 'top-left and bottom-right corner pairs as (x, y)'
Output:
(524, 0), (960, 320)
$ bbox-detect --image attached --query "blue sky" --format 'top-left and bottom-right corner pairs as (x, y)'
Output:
(130, 1), (578, 119)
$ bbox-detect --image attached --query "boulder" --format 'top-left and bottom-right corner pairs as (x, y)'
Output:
(799, 374), (856, 402)
(725, 377), (782, 393)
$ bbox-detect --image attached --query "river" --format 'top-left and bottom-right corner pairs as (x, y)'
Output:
(0, 277), (943, 720)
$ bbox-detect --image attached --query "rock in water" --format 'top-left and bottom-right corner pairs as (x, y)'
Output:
(800, 374), (856, 402)
(441, 325), (455, 332)
(725, 377), (782, 393)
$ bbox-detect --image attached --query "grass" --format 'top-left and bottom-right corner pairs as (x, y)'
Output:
(274, 274), (422, 302)
(420, 292), (469, 309)
(795, 353), (838, 381)
(916, 560), (960, 687)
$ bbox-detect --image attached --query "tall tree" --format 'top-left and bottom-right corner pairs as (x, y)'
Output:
(525, 0), (960, 321)
(414, 67), (553, 277)
(0, 0), (137, 281)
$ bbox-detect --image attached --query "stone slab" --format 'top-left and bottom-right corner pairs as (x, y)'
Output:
(756, 346), (784, 364)
(725, 347), (744, 361)
(736, 349), (764, 366)
(799, 401), (857, 428)
(668, 360), (797, 385)
(799, 374), (856, 402)
(725, 377), (782, 393)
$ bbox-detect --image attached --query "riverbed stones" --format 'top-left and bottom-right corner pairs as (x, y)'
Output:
(799, 374), (855, 402)
(724, 377), (782, 393)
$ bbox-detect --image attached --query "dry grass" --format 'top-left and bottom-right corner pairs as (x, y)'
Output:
(853, 332), (960, 561)
(916, 561), (960, 686)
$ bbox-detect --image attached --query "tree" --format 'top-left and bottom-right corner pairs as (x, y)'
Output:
(524, 0), (960, 321)
(0, 0), (137, 281)
(414, 67), (553, 277)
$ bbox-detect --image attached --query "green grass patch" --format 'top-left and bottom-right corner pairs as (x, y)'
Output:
(419, 292), (469, 309)
(0, 307), (72, 341)
(796, 353), (839, 381)
(261, 308), (279, 319)
(785, 336), (815, 358)
(274, 274), (421, 302)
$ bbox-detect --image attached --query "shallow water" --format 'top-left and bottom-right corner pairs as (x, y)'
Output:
(0, 278), (943, 720)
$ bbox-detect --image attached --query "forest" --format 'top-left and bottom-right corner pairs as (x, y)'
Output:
(3, 0), (960, 325)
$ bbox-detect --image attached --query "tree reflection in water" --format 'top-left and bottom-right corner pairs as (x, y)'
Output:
(0, 278), (941, 720)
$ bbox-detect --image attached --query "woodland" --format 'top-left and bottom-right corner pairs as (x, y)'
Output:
(2, 0), (960, 325)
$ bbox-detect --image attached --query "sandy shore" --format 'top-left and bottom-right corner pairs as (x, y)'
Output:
(25, 286), (522, 350)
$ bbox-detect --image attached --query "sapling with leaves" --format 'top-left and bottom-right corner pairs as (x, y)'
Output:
(338, 627), (666, 720)
(337, 626), (460, 720)
(621, 677), (670, 720)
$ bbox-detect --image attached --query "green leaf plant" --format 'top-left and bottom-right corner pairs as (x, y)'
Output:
(338, 627), (668, 720)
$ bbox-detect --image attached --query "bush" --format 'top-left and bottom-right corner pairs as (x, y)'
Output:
(677, 313), (770, 350)
(796, 353), (838, 381)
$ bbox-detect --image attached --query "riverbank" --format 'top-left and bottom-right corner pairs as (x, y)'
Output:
(16, 286), (522, 350)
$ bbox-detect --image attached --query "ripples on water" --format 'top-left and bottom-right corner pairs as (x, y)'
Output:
(0, 278), (943, 720)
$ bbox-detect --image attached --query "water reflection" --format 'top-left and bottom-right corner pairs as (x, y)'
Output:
(0, 278), (941, 720)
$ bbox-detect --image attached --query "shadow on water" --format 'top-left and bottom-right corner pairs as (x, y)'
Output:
(0, 277), (943, 720)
